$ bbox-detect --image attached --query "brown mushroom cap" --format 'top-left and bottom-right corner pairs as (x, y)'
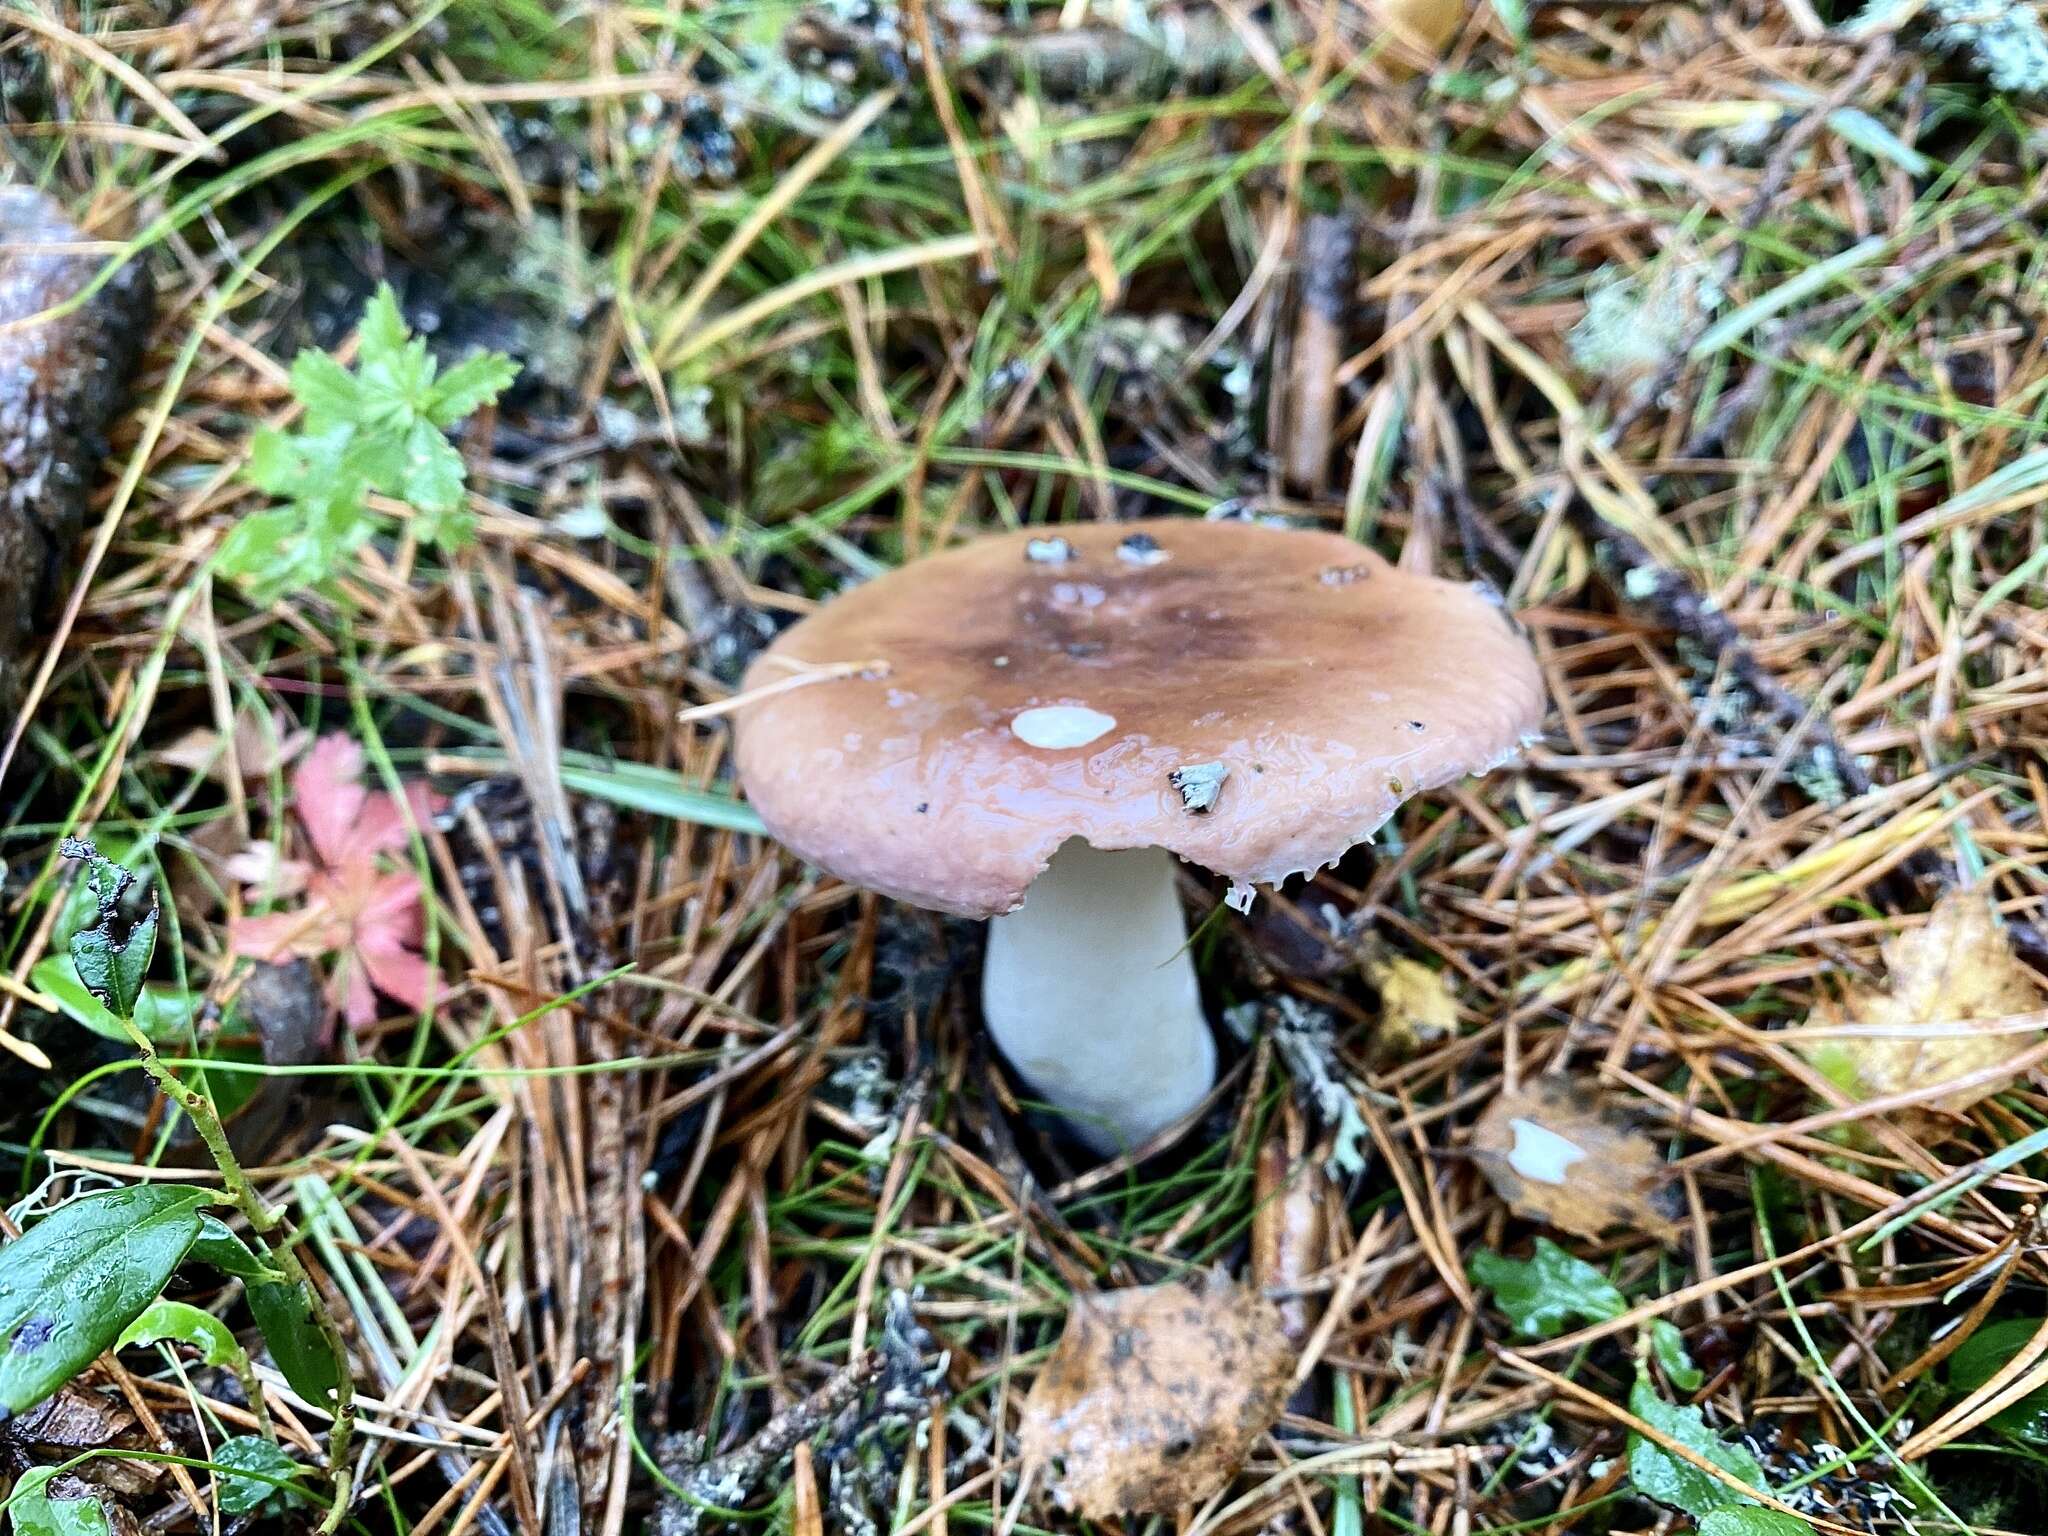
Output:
(731, 518), (1546, 917)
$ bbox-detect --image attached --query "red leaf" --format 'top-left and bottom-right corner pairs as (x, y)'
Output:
(227, 733), (441, 1029)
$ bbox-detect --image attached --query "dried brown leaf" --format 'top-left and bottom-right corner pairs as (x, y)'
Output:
(158, 707), (309, 786)
(1795, 889), (2046, 1121)
(1470, 1077), (1684, 1243)
(1020, 1273), (1295, 1517)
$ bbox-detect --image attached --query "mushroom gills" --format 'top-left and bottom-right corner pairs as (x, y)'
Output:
(981, 840), (1217, 1152)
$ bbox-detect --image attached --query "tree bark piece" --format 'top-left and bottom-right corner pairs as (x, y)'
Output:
(0, 187), (153, 705)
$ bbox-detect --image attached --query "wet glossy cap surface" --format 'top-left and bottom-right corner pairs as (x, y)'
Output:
(731, 519), (1546, 916)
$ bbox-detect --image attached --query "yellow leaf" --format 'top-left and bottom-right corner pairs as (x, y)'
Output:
(1366, 954), (1460, 1058)
(1794, 889), (2045, 1121)
(1020, 1274), (1295, 1517)
(1470, 1077), (1684, 1244)
(1366, 0), (1466, 60)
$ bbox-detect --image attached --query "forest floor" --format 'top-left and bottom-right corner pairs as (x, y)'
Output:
(4, 0), (2048, 1533)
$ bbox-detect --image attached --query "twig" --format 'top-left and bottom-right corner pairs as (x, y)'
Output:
(659, 1350), (888, 1536)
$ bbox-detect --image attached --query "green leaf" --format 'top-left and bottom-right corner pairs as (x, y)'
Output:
(354, 305), (437, 421)
(357, 283), (412, 368)
(415, 498), (477, 551)
(341, 416), (409, 490)
(229, 284), (509, 604)
(0, 1185), (214, 1415)
(1946, 1316), (2048, 1440)
(29, 956), (193, 1044)
(396, 418), (468, 518)
(69, 900), (157, 1024)
(59, 840), (158, 1024)
(1469, 1238), (1625, 1338)
(192, 1217), (345, 1409)
(1626, 1377), (1769, 1518)
(428, 350), (519, 427)
(213, 1434), (310, 1516)
(217, 507), (306, 580)
(117, 1299), (244, 1369)
(7, 1468), (114, 1536)
(189, 1217), (286, 1285)
(286, 350), (363, 428)
(49, 838), (137, 949)
(1651, 1318), (1704, 1391)
(1699, 1511), (1812, 1535)
(243, 422), (351, 500)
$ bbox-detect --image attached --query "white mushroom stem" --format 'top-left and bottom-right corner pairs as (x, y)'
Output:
(981, 840), (1217, 1152)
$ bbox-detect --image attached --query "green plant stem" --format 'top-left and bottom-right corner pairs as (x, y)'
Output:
(118, 1019), (358, 1534)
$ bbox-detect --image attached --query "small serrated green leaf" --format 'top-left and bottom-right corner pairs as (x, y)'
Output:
(356, 283), (412, 368)
(287, 350), (364, 427)
(228, 283), (510, 602)
(355, 321), (437, 422)
(1469, 1238), (1625, 1338)
(244, 420), (355, 501)
(217, 507), (305, 582)
(397, 419), (468, 518)
(428, 351), (519, 426)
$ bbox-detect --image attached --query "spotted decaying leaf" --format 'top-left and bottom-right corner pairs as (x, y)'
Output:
(1470, 1077), (1684, 1244)
(1795, 889), (2045, 1124)
(1020, 1273), (1296, 1517)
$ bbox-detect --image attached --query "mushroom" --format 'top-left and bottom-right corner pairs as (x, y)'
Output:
(730, 518), (1545, 1152)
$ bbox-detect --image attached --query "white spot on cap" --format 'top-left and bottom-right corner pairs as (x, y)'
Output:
(1506, 1119), (1585, 1185)
(1011, 705), (1115, 749)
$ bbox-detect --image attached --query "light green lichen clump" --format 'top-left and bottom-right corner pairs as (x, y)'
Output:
(1929, 0), (2048, 93)
(1860, 0), (2048, 95)
(1568, 261), (1722, 397)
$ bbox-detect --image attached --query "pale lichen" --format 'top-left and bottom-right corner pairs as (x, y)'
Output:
(1925, 0), (2048, 94)
(1568, 261), (1722, 401)
(1225, 997), (1371, 1177)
